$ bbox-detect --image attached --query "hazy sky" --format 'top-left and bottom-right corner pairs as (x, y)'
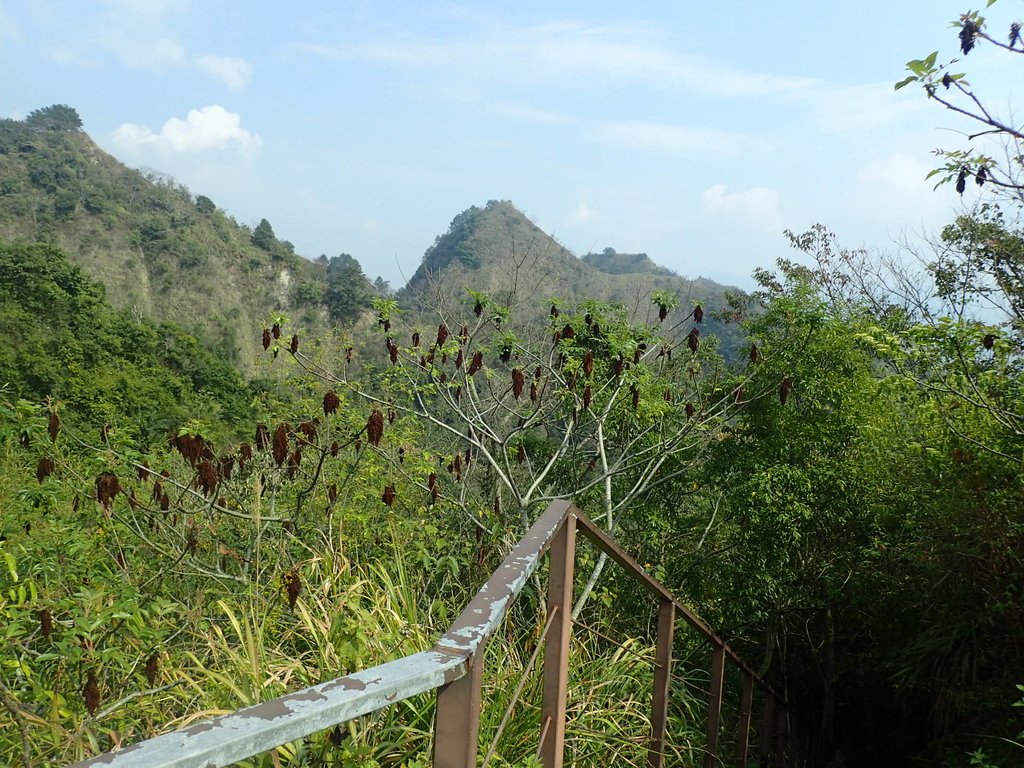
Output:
(2, 1), (1017, 288)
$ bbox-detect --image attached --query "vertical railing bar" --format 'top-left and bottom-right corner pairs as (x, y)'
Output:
(433, 651), (484, 768)
(704, 643), (726, 768)
(648, 599), (675, 768)
(735, 673), (754, 767)
(538, 513), (576, 768)
(481, 606), (559, 768)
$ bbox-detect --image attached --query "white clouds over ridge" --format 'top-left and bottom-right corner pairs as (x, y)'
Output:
(113, 106), (262, 155)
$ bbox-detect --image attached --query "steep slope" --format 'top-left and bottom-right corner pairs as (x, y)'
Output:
(0, 110), (366, 371)
(401, 200), (746, 358)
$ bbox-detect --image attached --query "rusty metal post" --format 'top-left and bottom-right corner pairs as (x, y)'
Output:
(539, 514), (576, 768)
(434, 651), (484, 768)
(648, 599), (675, 768)
(704, 643), (726, 768)
(735, 672), (754, 767)
(760, 694), (775, 767)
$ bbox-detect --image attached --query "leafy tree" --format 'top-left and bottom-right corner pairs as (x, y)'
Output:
(195, 195), (216, 214)
(24, 104), (83, 132)
(323, 253), (372, 322)
(250, 218), (276, 251)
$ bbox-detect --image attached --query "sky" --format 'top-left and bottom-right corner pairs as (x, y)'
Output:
(1, 1), (1018, 289)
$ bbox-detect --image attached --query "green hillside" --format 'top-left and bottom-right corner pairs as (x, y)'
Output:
(0, 108), (373, 371)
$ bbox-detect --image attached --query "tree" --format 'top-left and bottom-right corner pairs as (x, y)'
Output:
(250, 218), (276, 251)
(324, 254), (372, 322)
(195, 195), (216, 214)
(24, 105), (83, 132)
(896, 2), (1024, 201)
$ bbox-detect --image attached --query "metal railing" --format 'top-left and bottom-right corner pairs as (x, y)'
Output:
(71, 499), (807, 768)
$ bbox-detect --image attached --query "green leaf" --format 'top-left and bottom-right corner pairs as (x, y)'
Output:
(895, 76), (916, 91)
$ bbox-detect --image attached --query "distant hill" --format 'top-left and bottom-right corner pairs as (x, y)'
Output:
(0, 106), (374, 371)
(401, 200), (746, 358)
(581, 248), (676, 277)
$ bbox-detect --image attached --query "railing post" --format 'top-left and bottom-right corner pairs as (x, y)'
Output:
(704, 643), (726, 768)
(434, 651), (484, 768)
(648, 599), (675, 768)
(735, 672), (754, 767)
(539, 513), (576, 768)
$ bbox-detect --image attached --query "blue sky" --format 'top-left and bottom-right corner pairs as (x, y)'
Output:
(1, 1), (1016, 288)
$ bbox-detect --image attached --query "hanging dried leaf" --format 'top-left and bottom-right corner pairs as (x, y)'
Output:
(583, 350), (594, 377)
(687, 328), (700, 352)
(779, 376), (792, 405)
(145, 653), (160, 686)
(367, 410), (384, 446)
(453, 452), (463, 479)
(583, 385), (592, 410)
(412, 331), (420, 347)
(239, 443), (253, 468)
(262, 328), (272, 350)
(36, 457), (55, 483)
(48, 412), (60, 442)
(299, 421), (318, 442)
(658, 304), (668, 321)
(272, 423), (289, 466)
(685, 402), (695, 419)
(83, 669), (100, 715)
(959, 18), (976, 55)
(255, 423), (270, 450)
(512, 369), (525, 399)
(323, 390), (341, 416)
(197, 460), (218, 496)
(289, 334), (299, 354)
(693, 305), (704, 324)
(474, 300), (484, 317)
(550, 304), (560, 318)
(428, 472), (437, 491)
(39, 608), (53, 640)
(983, 333), (996, 349)
(160, 493), (170, 512)
(330, 440), (340, 457)
(381, 484), (396, 506)
(455, 349), (464, 369)
(468, 351), (483, 376)
(436, 324), (449, 348)
(562, 324), (575, 340)
(283, 570), (301, 608)
(272, 323), (282, 340)
(613, 357), (624, 378)
(956, 167), (968, 195)
(388, 339), (399, 364)
(95, 473), (120, 510)
(219, 456), (234, 481)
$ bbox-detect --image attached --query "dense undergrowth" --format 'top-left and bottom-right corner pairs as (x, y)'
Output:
(1, 228), (1022, 767)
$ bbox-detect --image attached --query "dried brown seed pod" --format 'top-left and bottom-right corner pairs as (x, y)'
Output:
(355, 438), (362, 451)
(455, 349), (464, 369)
(272, 423), (289, 466)
(323, 390), (341, 416)
(474, 300), (484, 317)
(145, 653), (160, 686)
(36, 457), (55, 483)
(287, 448), (301, 478)
(137, 462), (150, 482)
(262, 328), (272, 350)
(693, 305), (704, 323)
(39, 608), (53, 640)
(346, 347), (354, 363)
(283, 570), (301, 608)
(552, 330), (561, 344)
(388, 408), (396, 424)
(330, 440), (340, 457)
(197, 460), (218, 496)
(550, 304), (560, 318)
(455, 385), (462, 401)
(562, 324), (575, 340)
(517, 444), (527, 464)
(255, 423), (270, 450)
(239, 443), (252, 468)
(685, 402), (695, 419)
(436, 324), (449, 348)
(381, 484), (396, 506)
(499, 346), (512, 363)
(438, 371), (447, 383)
(749, 344), (760, 364)
(583, 350), (594, 377)
(779, 376), (792, 405)
(412, 331), (420, 347)
(512, 369), (525, 399)
(299, 421), (317, 442)
(613, 357), (624, 377)
(983, 333), (996, 349)
(956, 167), (967, 195)
(160, 493), (170, 511)
(583, 385), (592, 410)
(367, 410), (384, 446)
(290, 334), (299, 354)
(468, 351), (483, 376)
(459, 325), (469, 343)
(388, 339), (399, 364)
(430, 485), (439, 504)
(95, 472), (120, 510)
(48, 412), (60, 442)
(453, 453), (463, 478)
(328, 483), (338, 503)
(219, 456), (234, 481)
(83, 669), (100, 715)
(530, 382), (538, 402)
(687, 328), (699, 353)
(185, 525), (198, 554)
(272, 323), (282, 339)
(658, 304), (668, 321)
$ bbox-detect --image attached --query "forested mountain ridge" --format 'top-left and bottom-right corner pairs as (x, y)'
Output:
(402, 200), (746, 358)
(0, 108), (375, 371)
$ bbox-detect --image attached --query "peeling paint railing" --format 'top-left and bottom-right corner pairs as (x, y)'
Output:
(71, 499), (808, 768)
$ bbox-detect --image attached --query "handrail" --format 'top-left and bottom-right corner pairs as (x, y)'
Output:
(70, 500), (804, 768)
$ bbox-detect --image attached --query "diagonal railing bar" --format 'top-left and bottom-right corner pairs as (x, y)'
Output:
(69, 499), (805, 768)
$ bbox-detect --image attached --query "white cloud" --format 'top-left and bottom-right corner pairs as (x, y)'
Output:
(0, 8), (20, 43)
(295, 20), (820, 99)
(98, 30), (186, 70)
(700, 184), (782, 225)
(566, 202), (599, 227)
(491, 101), (570, 125)
(197, 55), (252, 89)
(112, 106), (262, 154)
(591, 121), (757, 158)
